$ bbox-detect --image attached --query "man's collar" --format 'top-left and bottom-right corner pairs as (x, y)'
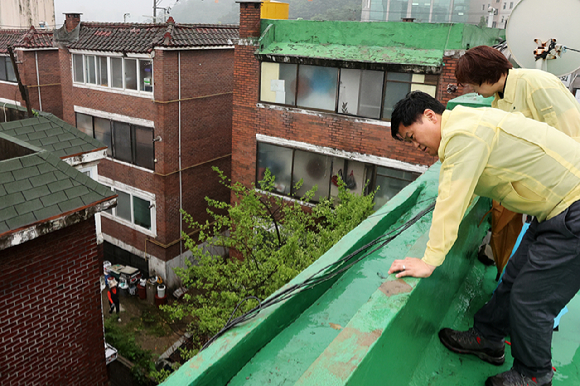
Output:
(498, 69), (516, 103)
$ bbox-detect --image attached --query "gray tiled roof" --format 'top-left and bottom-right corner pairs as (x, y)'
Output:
(0, 27), (54, 53)
(0, 115), (106, 159)
(0, 133), (115, 236)
(66, 18), (238, 53)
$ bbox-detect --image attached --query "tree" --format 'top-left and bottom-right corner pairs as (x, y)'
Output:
(162, 168), (376, 356)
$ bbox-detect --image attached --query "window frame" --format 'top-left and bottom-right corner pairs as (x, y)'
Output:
(98, 177), (157, 236)
(75, 112), (155, 171)
(255, 141), (421, 205)
(71, 52), (154, 96)
(259, 62), (438, 122)
(0, 55), (17, 83)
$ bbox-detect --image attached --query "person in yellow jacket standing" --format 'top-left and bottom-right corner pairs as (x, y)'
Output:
(387, 91), (580, 386)
(454, 45), (580, 276)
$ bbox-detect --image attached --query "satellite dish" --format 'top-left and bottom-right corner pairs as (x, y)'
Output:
(506, 0), (580, 76)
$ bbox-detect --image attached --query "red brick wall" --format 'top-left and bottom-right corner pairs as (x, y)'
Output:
(0, 49), (62, 118)
(239, 2), (262, 38)
(436, 56), (468, 106)
(0, 219), (108, 385)
(0, 80), (21, 105)
(19, 50), (63, 118)
(60, 47), (234, 263)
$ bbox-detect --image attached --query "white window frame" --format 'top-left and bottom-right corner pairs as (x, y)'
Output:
(98, 176), (157, 237)
(70, 50), (154, 98)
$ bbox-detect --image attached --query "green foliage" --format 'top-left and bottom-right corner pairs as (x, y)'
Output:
(163, 167), (376, 352)
(104, 317), (155, 385)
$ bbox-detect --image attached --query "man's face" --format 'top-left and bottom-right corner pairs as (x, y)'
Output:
(397, 109), (441, 157)
(468, 82), (497, 98)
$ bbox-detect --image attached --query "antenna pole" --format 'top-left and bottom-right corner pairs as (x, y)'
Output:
(153, 0), (156, 23)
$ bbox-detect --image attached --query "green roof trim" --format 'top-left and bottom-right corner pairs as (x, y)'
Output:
(257, 20), (505, 67)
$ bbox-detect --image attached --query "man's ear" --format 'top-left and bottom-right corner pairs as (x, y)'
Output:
(424, 109), (437, 123)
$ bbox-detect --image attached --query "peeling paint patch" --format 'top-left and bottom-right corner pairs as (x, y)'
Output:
(379, 279), (413, 297)
(329, 323), (343, 330)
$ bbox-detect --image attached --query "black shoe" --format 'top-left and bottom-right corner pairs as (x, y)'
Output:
(486, 368), (552, 386)
(438, 327), (505, 365)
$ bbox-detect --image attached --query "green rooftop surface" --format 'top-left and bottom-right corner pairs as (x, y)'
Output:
(0, 132), (115, 236)
(0, 114), (106, 159)
(162, 163), (580, 386)
(447, 92), (494, 109)
(257, 20), (505, 66)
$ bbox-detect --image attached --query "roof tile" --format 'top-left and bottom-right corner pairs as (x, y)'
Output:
(23, 185), (51, 201)
(58, 197), (84, 213)
(39, 191), (67, 207)
(0, 207), (18, 222)
(0, 158), (23, 173)
(0, 192), (25, 210)
(6, 212), (36, 230)
(13, 166), (40, 181)
(0, 171), (15, 185)
(47, 178), (73, 193)
(33, 205), (62, 222)
(29, 172), (57, 188)
(5, 179), (32, 195)
(14, 198), (43, 215)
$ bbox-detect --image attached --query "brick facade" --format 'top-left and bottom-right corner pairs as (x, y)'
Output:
(436, 55), (469, 106)
(59, 44), (234, 279)
(0, 219), (108, 385)
(232, 2), (439, 192)
(0, 49), (62, 118)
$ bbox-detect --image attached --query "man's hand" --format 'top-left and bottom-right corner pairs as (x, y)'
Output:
(388, 257), (436, 278)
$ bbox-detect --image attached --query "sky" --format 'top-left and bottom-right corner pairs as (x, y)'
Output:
(53, 0), (180, 26)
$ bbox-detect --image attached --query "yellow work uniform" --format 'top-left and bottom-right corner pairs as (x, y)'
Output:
(493, 68), (580, 141)
(422, 106), (580, 267)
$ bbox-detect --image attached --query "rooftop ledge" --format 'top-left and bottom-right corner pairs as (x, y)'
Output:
(163, 162), (580, 385)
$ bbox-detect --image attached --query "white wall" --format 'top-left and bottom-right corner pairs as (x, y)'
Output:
(0, 0), (55, 29)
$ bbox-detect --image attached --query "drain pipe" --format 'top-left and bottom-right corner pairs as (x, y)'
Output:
(35, 52), (42, 111)
(178, 52), (183, 258)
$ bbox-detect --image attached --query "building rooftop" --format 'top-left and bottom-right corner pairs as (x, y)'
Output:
(0, 113), (106, 162)
(161, 163), (580, 385)
(0, 132), (115, 250)
(66, 18), (239, 53)
(0, 27), (54, 53)
(256, 20), (505, 68)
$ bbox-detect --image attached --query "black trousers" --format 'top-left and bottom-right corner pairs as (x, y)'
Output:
(474, 200), (580, 377)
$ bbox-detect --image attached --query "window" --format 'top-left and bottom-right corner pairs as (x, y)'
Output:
(503, 2), (506, 9)
(256, 142), (420, 206)
(75, 112), (155, 170)
(509, 1), (513, 8)
(383, 73), (438, 119)
(260, 62), (438, 121)
(104, 186), (154, 231)
(0, 56), (17, 82)
(72, 54), (153, 93)
(338, 69), (384, 119)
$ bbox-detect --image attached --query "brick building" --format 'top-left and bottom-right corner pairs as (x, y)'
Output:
(233, 1), (504, 209)
(0, 27), (62, 118)
(54, 14), (238, 288)
(0, 127), (116, 385)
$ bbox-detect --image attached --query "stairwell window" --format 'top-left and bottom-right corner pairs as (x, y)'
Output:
(101, 183), (155, 234)
(72, 53), (153, 94)
(260, 62), (438, 121)
(76, 112), (155, 170)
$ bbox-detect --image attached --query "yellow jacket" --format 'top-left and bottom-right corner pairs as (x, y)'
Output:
(423, 106), (580, 267)
(492, 68), (580, 142)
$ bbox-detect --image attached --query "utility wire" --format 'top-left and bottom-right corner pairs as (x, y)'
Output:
(201, 198), (436, 350)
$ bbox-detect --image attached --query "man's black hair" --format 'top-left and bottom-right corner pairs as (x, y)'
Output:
(390, 91), (446, 140)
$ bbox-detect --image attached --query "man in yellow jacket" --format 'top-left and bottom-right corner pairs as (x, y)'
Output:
(387, 91), (580, 386)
